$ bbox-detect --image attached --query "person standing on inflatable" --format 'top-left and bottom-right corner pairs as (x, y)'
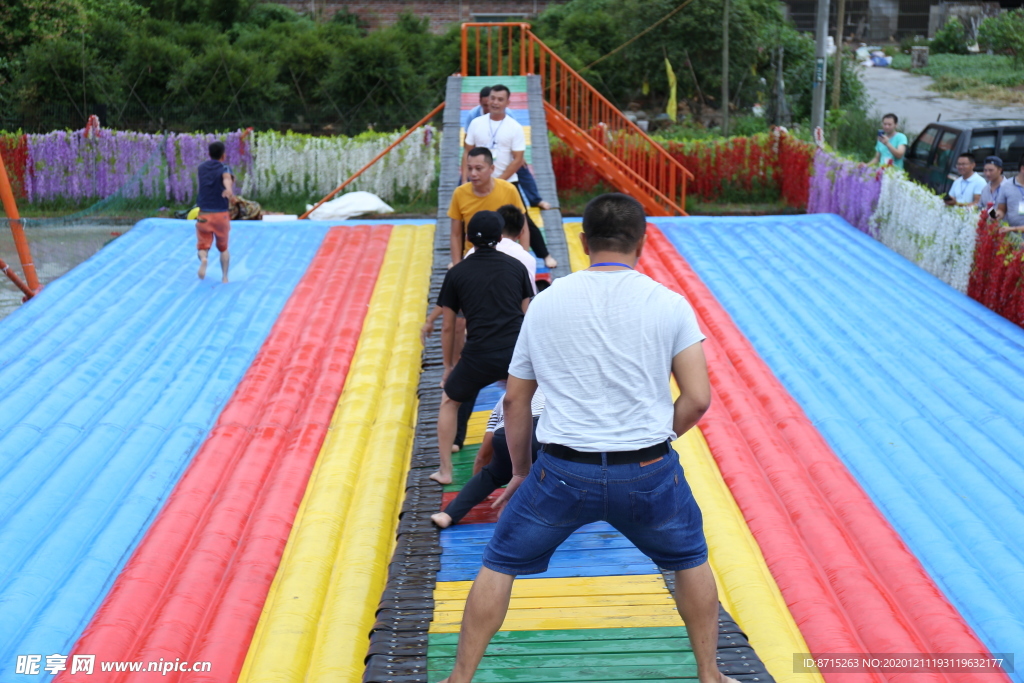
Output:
(195, 141), (235, 283)
(435, 193), (739, 683)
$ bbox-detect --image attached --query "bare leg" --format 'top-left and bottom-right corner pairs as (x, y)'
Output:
(431, 393), (460, 484)
(220, 249), (230, 283)
(198, 249), (209, 279)
(674, 562), (741, 683)
(436, 567), (514, 683)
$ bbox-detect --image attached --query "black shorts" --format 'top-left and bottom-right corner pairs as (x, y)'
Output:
(443, 349), (514, 403)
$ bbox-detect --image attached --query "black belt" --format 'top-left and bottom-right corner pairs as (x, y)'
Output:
(543, 441), (670, 465)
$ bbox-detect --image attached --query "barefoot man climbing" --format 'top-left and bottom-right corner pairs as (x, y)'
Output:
(195, 140), (234, 283)
(435, 193), (739, 683)
(430, 210), (534, 485)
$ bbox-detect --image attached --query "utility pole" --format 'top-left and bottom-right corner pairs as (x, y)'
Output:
(810, 0), (830, 132)
(722, 0), (730, 136)
(831, 0), (846, 111)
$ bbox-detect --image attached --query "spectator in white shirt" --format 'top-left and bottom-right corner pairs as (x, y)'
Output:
(980, 155), (1009, 216)
(945, 153), (985, 207)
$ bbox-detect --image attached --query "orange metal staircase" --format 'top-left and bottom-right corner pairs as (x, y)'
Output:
(461, 23), (693, 216)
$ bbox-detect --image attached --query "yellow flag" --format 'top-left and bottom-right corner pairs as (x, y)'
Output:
(664, 57), (677, 122)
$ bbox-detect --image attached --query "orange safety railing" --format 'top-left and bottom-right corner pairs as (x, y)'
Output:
(460, 23), (692, 215)
(300, 102), (444, 219)
(0, 146), (40, 299)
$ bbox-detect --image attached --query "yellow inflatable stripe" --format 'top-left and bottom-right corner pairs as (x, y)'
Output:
(239, 224), (434, 683)
(558, 221), (820, 682)
(527, 205), (543, 229)
(435, 574), (668, 599)
(430, 575), (681, 633)
(562, 221), (587, 273)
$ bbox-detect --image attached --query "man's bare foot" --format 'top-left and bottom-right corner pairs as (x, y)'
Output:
(222, 275), (229, 284)
(451, 444), (461, 453)
(538, 200), (553, 210)
(431, 512), (453, 528)
(198, 258), (208, 279)
(429, 470), (453, 485)
(544, 255), (558, 269)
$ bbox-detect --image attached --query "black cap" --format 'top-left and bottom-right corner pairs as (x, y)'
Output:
(984, 155), (1003, 168)
(467, 211), (503, 247)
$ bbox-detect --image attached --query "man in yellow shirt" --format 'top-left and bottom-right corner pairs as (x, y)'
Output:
(449, 147), (526, 266)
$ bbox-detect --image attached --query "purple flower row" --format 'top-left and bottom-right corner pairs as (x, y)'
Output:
(807, 148), (883, 237)
(25, 129), (250, 205)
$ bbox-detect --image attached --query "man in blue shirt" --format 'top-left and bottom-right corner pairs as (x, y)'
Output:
(945, 153), (985, 207)
(195, 141), (235, 283)
(996, 152), (1024, 231)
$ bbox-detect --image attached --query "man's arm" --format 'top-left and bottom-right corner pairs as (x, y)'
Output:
(522, 297), (530, 313)
(891, 142), (906, 160)
(492, 374), (538, 510)
(450, 218), (464, 265)
(461, 143), (472, 179)
(670, 343), (711, 437)
(499, 150), (525, 181)
(421, 305), (443, 345)
(221, 172), (235, 201)
(440, 306), (458, 382)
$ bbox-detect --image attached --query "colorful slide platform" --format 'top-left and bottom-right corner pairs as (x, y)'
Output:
(1, 208), (1018, 683)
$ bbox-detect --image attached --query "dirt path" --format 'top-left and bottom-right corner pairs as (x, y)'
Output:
(860, 66), (1020, 134)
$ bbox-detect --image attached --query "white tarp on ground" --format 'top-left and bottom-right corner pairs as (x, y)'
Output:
(306, 191), (394, 221)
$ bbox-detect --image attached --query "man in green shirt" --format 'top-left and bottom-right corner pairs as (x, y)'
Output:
(872, 113), (908, 169)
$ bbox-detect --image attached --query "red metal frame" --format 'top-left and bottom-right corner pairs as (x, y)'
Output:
(460, 22), (692, 215)
(0, 146), (40, 297)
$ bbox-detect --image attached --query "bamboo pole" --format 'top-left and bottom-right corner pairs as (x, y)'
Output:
(299, 102), (445, 220)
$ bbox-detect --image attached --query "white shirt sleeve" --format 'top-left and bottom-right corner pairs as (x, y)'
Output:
(672, 297), (706, 356)
(486, 395), (504, 433)
(464, 117), (481, 147)
(510, 123), (526, 153)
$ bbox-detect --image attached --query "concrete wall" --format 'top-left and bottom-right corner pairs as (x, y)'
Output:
(278, 0), (565, 32)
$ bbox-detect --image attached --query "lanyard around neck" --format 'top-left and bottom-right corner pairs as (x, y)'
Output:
(590, 262), (633, 269)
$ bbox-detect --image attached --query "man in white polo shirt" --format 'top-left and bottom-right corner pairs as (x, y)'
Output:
(944, 153), (985, 207)
(435, 194), (738, 683)
(463, 84), (557, 269)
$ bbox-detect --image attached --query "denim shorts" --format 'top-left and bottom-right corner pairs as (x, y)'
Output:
(482, 447), (708, 575)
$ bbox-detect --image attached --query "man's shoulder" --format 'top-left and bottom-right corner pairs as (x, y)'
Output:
(494, 178), (516, 192)
(466, 116), (488, 133)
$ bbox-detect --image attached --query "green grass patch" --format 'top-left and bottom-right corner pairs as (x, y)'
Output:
(892, 53), (1024, 104)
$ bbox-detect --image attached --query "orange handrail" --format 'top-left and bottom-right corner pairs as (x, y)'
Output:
(0, 147), (40, 296)
(459, 23), (692, 215)
(1, 256), (34, 300)
(299, 102), (445, 220)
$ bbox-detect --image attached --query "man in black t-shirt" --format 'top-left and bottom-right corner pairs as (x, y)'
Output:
(431, 211), (534, 485)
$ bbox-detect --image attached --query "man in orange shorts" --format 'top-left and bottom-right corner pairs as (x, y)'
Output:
(195, 141), (235, 283)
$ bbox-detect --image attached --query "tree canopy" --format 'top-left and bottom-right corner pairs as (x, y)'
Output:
(1, 0), (864, 134)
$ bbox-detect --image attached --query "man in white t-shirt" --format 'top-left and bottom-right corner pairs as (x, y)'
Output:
(465, 204), (537, 293)
(463, 84), (526, 183)
(463, 84), (558, 269)
(434, 194), (738, 683)
(945, 153), (985, 207)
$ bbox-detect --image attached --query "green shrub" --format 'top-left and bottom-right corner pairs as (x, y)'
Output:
(899, 35), (930, 54)
(931, 17), (970, 55)
(978, 9), (1024, 66)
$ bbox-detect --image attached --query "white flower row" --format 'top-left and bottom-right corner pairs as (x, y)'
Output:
(870, 168), (978, 294)
(247, 128), (439, 202)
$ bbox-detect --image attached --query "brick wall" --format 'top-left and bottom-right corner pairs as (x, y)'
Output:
(280, 0), (569, 32)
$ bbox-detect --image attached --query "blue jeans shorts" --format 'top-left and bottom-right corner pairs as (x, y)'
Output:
(481, 447), (708, 575)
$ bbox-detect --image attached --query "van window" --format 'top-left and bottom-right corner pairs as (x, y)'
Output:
(998, 129), (1024, 166)
(968, 130), (997, 165)
(908, 126), (938, 161)
(934, 130), (960, 171)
